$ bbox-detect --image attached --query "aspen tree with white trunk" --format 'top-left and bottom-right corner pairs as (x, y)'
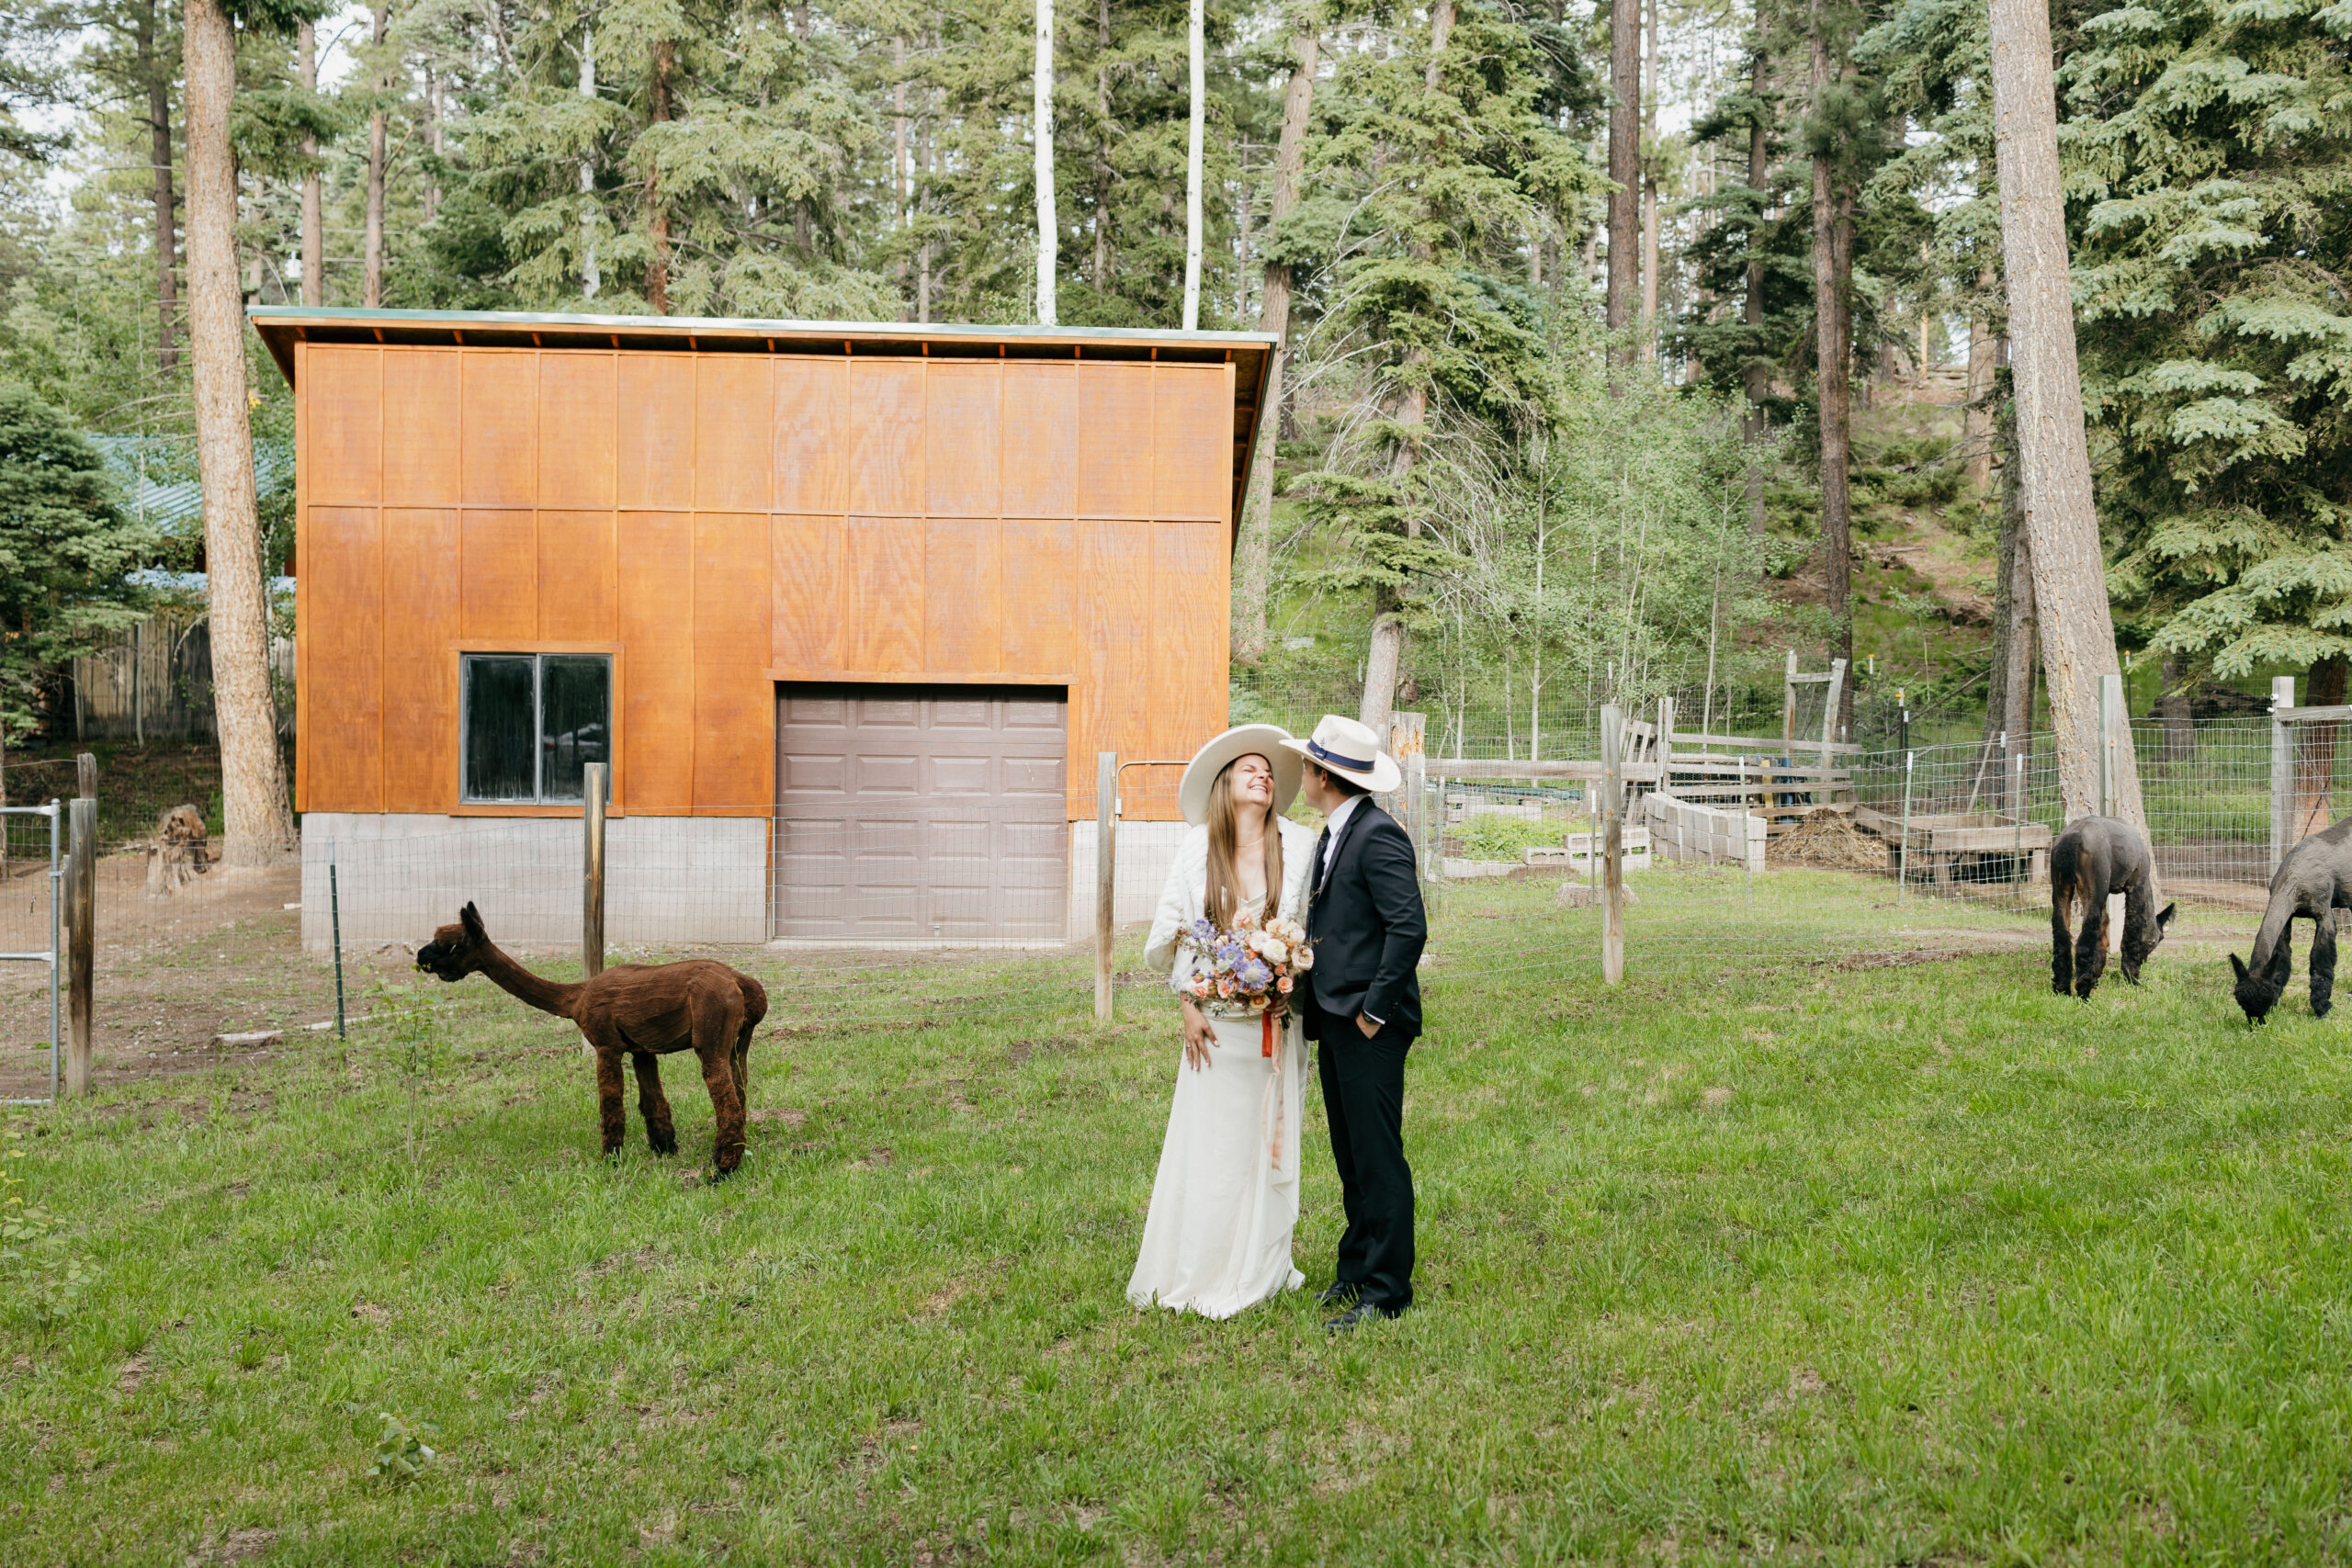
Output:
(299, 20), (322, 306)
(1034, 0), (1057, 325)
(1987, 0), (2139, 828)
(1182, 0), (1204, 329)
(185, 0), (300, 864)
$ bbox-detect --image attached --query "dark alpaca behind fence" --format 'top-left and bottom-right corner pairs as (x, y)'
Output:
(414, 903), (768, 1175)
(2050, 816), (2175, 999)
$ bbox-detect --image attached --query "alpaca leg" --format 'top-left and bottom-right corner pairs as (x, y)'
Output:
(731, 1025), (752, 1109)
(594, 1048), (628, 1157)
(2051, 890), (2075, 996)
(700, 1044), (746, 1177)
(2312, 911), (2338, 1020)
(632, 1052), (678, 1156)
(2075, 864), (2114, 999)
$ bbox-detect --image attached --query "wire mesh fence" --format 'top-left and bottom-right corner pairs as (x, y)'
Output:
(11, 709), (2346, 1097)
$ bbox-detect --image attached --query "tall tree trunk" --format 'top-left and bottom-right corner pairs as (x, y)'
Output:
(1605, 0), (1639, 351)
(1233, 9), (1317, 667)
(579, 27), (599, 298)
(1638, 0), (1658, 363)
(364, 0), (389, 308)
(1995, 382), (2037, 808)
(2294, 657), (2346, 840)
(646, 39), (673, 314)
(919, 50), (935, 322)
(1741, 50), (1769, 536)
(423, 71), (442, 224)
(299, 21), (322, 307)
(1361, 0), (1449, 741)
(1034, 0), (1057, 324)
(185, 0), (295, 865)
(1963, 268), (1996, 489)
(1182, 0), (1204, 329)
(1989, 0), (2138, 828)
(140, 0), (178, 368)
(1811, 11), (1855, 735)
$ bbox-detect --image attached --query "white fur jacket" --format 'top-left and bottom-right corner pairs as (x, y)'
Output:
(1144, 817), (1320, 1000)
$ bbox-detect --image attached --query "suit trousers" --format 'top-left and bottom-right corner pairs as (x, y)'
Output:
(1316, 1023), (1414, 1314)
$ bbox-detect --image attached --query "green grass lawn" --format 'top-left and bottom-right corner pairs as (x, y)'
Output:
(7, 916), (2352, 1563)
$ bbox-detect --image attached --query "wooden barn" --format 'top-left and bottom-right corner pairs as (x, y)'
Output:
(251, 307), (1275, 949)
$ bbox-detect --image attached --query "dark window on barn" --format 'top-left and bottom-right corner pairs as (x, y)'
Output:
(461, 653), (611, 803)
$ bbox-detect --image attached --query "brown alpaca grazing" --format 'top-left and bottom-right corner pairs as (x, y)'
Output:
(414, 903), (768, 1177)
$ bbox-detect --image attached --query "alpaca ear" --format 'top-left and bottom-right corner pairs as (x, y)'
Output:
(2156, 902), (2176, 930)
(460, 901), (485, 941)
(2230, 952), (2249, 982)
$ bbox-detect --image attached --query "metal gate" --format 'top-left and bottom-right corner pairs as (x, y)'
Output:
(1, 801), (61, 1104)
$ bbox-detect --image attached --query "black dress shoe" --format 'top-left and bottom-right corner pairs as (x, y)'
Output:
(1324, 1302), (1399, 1333)
(1316, 1280), (1361, 1308)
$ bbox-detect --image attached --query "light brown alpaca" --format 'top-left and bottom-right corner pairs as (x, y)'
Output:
(415, 902), (768, 1177)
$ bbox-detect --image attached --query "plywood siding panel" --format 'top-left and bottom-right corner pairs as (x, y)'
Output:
(1001, 519), (1076, 677)
(695, 357), (774, 511)
(693, 513), (773, 809)
(773, 515), (842, 671)
(1079, 520), (1153, 817)
(306, 506), (383, 811)
(1153, 364), (1232, 523)
(381, 350), (461, 504)
(1001, 363), (1076, 516)
(460, 353), (538, 506)
(616, 355), (695, 509)
(307, 347), (382, 504)
(1153, 523), (1228, 760)
(924, 520), (1001, 673)
(537, 511), (616, 641)
(849, 361), (925, 515)
(842, 517), (923, 671)
(537, 353), (616, 508)
(1076, 365), (1154, 518)
(381, 508), (459, 812)
(774, 359), (848, 513)
(924, 362), (1001, 517)
(618, 513), (695, 809)
(459, 510), (537, 640)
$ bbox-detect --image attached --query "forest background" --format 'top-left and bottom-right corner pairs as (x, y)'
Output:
(0, 0), (2342, 766)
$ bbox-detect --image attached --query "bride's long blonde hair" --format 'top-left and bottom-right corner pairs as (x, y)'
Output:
(1204, 756), (1283, 929)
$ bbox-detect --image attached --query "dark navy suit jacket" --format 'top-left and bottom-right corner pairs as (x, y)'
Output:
(1304, 800), (1428, 1039)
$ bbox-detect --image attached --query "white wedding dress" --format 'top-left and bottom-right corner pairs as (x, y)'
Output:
(1126, 816), (1318, 1318)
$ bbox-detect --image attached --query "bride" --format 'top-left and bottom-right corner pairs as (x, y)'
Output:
(1127, 724), (1319, 1318)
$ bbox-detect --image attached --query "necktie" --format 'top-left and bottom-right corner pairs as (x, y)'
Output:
(1315, 825), (1332, 892)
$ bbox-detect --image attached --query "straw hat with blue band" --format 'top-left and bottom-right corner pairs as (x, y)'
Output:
(1278, 715), (1403, 795)
(1176, 724), (1305, 826)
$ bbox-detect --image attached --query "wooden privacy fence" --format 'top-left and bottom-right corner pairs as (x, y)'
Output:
(69, 611), (299, 743)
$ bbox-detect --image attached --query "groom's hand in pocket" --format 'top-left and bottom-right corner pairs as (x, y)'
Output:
(1356, 1013), (1380, 1039)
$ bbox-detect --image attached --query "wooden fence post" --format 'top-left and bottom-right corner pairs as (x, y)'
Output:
(1600, 704), (1624, 987)
(1781, 649), (1797, 749)
(65, 794), (94, 1097)
(1820, 659), (1848, 772)
(1387, 712), (1428, 878)
(2271, 675), (2298, 874)
(1095, 751), (1116, 1023)
(582, 761), (607, 979)
(1655, 696), (1675, 798)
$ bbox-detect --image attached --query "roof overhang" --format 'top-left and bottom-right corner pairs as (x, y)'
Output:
(249, 306), (1278, 538)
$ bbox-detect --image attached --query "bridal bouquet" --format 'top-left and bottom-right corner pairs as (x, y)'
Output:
(1178, 911), (1314, 1056)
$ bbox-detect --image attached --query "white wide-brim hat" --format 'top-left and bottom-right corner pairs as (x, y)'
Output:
(1279, 714), (1403, 794)
(1177, 725), (1302, 826)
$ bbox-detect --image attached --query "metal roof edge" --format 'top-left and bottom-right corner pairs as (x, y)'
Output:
(245, 304), (1278, 348)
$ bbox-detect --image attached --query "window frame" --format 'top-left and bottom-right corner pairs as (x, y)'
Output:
(450, 643), (622, 813)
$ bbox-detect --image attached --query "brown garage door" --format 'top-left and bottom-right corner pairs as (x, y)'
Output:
(772, 683), (1069, 942)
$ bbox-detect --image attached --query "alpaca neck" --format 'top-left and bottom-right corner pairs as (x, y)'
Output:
(474, 942), (584, 1021)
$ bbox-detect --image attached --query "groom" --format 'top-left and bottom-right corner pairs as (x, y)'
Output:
(1283, 716), (1428, 1330)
